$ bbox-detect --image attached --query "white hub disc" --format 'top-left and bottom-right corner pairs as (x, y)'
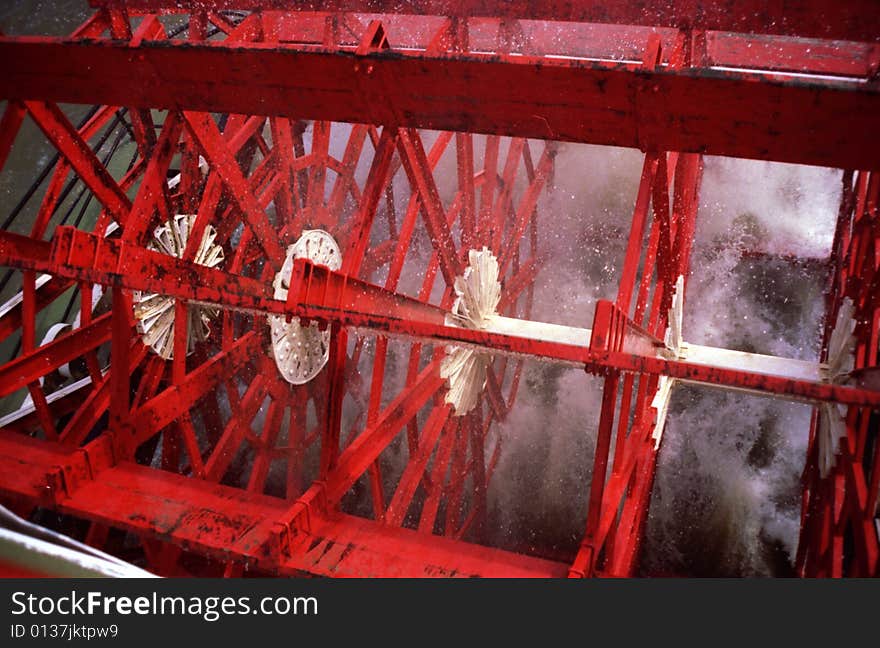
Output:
(270, 229), (342, 385)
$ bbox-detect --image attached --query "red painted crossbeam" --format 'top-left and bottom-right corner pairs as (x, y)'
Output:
(0, 430), (567, 577)
(1, 37), (878, 169)
(148, 13), (872, 79)
(1, 227), (877, 406)
(290, 264), (880, 407)
(87, 1), (880, 42)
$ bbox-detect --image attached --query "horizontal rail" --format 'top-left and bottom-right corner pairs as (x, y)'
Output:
(0, 429), (568, 577)
(86, 1), (880, 42)
(1, 37), (878, 169)
(1, 227), (876, 407)
(683, 342), (826, 383)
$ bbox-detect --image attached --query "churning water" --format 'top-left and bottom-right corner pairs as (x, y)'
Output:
(486, 145), (837, 576)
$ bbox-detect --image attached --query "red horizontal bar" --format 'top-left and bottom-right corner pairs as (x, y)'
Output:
(2, 37), (878, 169)
(0, 231), (51, 272)
(244, 14), (875, 79)
(707, 32), (875, 77)
(0, 431), (114, 507)
(3, 228), (876, 407)
(0, 432), (84, 507)
(596, 350), (880, 408)
(0, 429), (567, 576)
(87, 1), (880, 42)
(48, 227), (278, 313)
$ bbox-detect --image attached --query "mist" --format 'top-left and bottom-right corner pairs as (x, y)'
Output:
(483, 144), (838, 575)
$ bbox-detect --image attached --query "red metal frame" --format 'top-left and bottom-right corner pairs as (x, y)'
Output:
(0, 2), (877, 578)
(796, 170), (880, 577)
(4, 32), (879, 169)
(87, 0), (880, 41)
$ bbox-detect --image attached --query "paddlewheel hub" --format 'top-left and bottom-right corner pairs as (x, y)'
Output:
(270, 229), (342, 385)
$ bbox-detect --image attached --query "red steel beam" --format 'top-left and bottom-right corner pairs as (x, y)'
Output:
(583, 372), (620, 551)
(87, 1), (880, 42)
(133, 332), (262, 447)
(325, 361), (445, 505)
(2, 37), (878, 169)
(797, 168), (880, 577)
(2, 227), (878, 408)
(60, 340), (149, 447)
(0, 101), (25, 173)
(0, 276), (73, 343)
(385, 403), (453, 526)
(706, 32), (876, 77)
(24, 101), (132, 225)
(120, 111), (182, 244)
(203, 374), (268, 481)
(0, 314), (112, 399)
(397, 128), (462, 286)
(182, 13), (874, 78)
(5, 5), (873, 582)
(182, 111), (286, 270)
(279, 510), (562, 577)
(0, 429), (566, 576)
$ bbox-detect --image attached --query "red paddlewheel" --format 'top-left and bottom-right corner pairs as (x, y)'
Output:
(0, 2), (878, 578)
(0, 110), (552, 575)
(796, 169), (880, 578)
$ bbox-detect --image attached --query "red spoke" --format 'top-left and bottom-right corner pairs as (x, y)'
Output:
(398, 128), (461, 286)
(25, 101), (131, 224)
(121, 111), (184, 244)
(341, 127), (397, 274)
(183, 111), (285, 270)
(133, 332), (261, 447)
(385, 403), (452, 526)
(0, 101), (25, 173)
(60, 341), (149, 447)
(498, 144), (553, 277)
(0, 313), (111, 399)
(204, 375), (268, 482)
